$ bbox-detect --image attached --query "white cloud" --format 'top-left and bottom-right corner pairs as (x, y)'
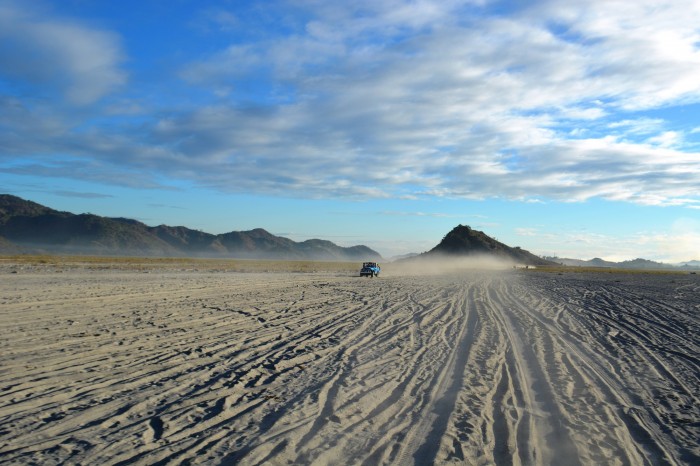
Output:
(515, 228), (539, 237)
(557, 106), (607, 120)
(645, 131), (682, 148)
(530, 0), (700, 110)
(381, 211), (464, 218)
(2, 0), (700, 209)
(0, 1), (126, 105)
(608, 118), (665, 134)
(169, 1), (700, 201)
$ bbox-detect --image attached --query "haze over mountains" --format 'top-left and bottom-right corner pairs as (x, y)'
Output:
(2, 195), (698, 270)
(544, 256), (700, 271)
(0, 195), (380, 260)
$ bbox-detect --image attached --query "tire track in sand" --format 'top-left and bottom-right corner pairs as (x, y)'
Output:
(402, 282), (478, 465)
(2, 269), (698, 465)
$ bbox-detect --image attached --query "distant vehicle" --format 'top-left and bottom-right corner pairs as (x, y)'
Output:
(360, 262), (380, 277)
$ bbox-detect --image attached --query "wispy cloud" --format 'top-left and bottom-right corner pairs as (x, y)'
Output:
(2, 0), (700, 208)
(53, 191), (113, 199)
(381, 211), (464, 218)
(147, 203), (186, 210)
(515, 228), (540, 237)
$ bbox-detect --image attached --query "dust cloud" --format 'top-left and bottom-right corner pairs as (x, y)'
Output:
(386, 253), (518, 276)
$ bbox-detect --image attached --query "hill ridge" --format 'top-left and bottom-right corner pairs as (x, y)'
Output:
(0, 194), (381, 260)
(422, 224), (555, 266)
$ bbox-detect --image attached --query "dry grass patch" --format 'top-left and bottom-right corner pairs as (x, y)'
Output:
(530, 265), (686, 275)
(0, 255), (361, 273)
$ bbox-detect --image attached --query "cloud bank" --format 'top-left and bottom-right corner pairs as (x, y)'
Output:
(1, 0), (700, 207)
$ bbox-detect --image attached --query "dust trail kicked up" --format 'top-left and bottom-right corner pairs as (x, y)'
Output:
(0, 265), (698, 465)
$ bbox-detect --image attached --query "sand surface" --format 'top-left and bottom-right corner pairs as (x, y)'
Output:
(1, 261), (699, 465)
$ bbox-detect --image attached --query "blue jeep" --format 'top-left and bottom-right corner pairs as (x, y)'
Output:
(360, 262), (380, 277)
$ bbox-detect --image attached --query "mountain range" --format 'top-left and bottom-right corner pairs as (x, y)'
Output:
(0, 195), (380, 261)
(3, 195), (697, 270)
(544, 256), (700, 271)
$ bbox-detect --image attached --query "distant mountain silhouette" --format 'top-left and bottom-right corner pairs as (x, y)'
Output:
(0, 194), (381, 260)
(421, 224), (555, 266)
(545, 256), (700, 271)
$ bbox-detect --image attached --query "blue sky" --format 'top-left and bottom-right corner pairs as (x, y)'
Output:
(1, 0), (699, 261)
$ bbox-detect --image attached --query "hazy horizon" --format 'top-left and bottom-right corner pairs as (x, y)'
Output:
(4, 195), (699, 265)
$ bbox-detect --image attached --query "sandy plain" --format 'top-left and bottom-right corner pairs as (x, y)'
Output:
(0, 258), (698, 465)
